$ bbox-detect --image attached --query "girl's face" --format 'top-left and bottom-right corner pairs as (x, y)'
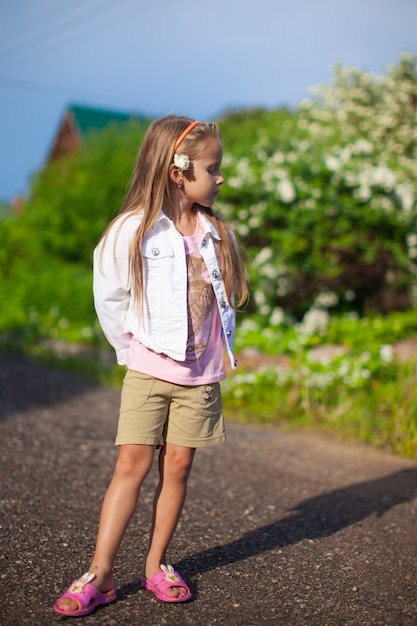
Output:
(183, 136), (224, 208)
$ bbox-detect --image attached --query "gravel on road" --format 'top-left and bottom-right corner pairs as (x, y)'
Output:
(1, 352), (416, 625)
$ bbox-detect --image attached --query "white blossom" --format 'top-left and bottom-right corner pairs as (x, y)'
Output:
(270, 307), (285, 326)
(254, 247), (273, 265)
(379, 344), (394, 363)
(276, 179), (296, 203)
(314, 291), (339, 309)
(296, 308), (329, 337)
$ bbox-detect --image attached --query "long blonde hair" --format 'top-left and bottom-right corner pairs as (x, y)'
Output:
(100, 115), (248, 308)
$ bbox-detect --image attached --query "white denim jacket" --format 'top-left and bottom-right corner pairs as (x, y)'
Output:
(93, 210), (237, 369)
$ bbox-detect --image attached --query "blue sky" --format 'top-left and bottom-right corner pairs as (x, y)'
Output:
(1, 0), (416, 202)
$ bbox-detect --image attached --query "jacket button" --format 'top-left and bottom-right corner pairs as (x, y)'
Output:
(226, 330), (232, 337)
(201, 238), (207, 247)
(220, 301), (226, 308)
(234, 359), (238, 367)
(212, 269), (220, 279)
(152, 247), (160, 256)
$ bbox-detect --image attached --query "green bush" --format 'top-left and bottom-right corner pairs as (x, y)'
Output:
(0, 120), (151, 347)
(23, 120), (150, 265)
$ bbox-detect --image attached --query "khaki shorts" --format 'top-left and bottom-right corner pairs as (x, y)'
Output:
(116, 370), (226, 448)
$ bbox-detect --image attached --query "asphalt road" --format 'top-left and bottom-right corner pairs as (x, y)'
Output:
(1, 352), (417, 625)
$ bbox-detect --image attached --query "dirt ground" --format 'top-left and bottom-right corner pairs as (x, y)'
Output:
(1, 351), (417, 625)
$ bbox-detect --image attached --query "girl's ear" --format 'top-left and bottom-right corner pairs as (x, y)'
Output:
(169, 163), (182, 186)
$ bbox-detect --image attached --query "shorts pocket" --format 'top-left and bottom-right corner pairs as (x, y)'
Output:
(120, 370), (157, 412)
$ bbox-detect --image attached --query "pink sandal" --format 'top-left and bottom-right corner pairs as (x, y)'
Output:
(53, 572), (116, 617)
(141, 564), (192, 603)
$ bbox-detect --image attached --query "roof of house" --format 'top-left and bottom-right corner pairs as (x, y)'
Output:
(68, 104), (141, 136)
(47, 103), (146, 162)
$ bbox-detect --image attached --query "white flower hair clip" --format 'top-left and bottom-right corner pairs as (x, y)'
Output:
(173, 153), (191, 171)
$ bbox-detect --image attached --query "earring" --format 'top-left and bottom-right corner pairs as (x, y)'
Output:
(177, 180), (183, 189)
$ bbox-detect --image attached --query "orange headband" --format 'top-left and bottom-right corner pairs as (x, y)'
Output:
(173, 120), (199, 152)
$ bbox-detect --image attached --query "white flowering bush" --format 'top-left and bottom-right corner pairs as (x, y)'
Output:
(220, 53), (417, 319)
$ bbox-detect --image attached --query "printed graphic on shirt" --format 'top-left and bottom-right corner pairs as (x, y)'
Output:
(186, 254), (214, 362)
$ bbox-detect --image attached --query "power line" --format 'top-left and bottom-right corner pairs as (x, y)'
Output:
(0, 72), (106, 102)
(0, 0), (150, 61)
(1, 0), (170, 60)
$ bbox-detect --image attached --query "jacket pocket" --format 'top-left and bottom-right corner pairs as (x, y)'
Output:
(142, 238), (174, 262)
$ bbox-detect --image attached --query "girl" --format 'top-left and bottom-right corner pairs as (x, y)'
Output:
(53, 115), (248, 617)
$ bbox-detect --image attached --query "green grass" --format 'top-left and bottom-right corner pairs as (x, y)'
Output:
(221, 360), (417, 458)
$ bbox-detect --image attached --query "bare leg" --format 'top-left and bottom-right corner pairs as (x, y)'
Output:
(57, 444), (155, 613)
(144, 443), (196, 598)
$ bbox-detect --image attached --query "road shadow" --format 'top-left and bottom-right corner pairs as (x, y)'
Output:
(0, 351), (101, 418)
(177, 467), (417, 579)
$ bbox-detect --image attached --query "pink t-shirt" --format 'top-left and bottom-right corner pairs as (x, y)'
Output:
(127, 220), (226, 385)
